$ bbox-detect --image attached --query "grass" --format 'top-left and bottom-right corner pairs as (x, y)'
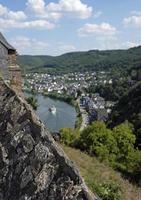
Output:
(61, 144), (141, 200)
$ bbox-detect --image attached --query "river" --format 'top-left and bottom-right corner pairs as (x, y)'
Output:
(26, 94), (77, 132)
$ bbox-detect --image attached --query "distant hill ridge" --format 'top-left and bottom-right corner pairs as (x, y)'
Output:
(17, 46), (141, 73)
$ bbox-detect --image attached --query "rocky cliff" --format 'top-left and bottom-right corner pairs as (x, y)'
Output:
(0, 80), (98, 200)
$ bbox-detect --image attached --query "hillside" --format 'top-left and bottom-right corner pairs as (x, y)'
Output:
(109, 81), (141, 147)
(18, 46), (141, 74)
(62, 145), (141, 200)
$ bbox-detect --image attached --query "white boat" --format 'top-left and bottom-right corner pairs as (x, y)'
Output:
(49, 106), (56, 114)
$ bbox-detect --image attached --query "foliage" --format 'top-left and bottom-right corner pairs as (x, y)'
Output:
(78, 121), (117, 161)
(109, 81), (141, 148)
(78, 121), (140, 173)
(78, 121), (137, 168)
(44, 92), (74, 105)
(60, 128), (75, 146)
(62, 145), (141, 200)
(112, 123), (136, 170)
(60, 128), (80, 147)
(124, 150), (141, 185)
(26, 96), (38, 110)
(18, 46), (141, 74)
(93, 182), (122, 200)
(60, 121), (141, 183)
(88, 78), (131, 101)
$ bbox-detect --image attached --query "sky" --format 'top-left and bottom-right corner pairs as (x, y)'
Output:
(0, 0), (141, 55)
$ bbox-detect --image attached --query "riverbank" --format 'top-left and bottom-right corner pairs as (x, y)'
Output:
(44, 92), (75, 105)
(74, 102), (82, 130)
(76, 98), (89, 131)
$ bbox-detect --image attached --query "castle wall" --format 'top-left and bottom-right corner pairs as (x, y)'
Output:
(0, 43), (9, 79)
(8, 53), (17, 66)
(9, 67), (22, 93)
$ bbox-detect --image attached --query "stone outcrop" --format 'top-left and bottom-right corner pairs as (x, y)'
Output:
(0, 80), (99, 200)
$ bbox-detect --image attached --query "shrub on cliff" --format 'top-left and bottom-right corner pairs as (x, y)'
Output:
(112, 122), (136, 171)
(60, 128), (80, 147)
(60, 121), (141, 183)
(26, 96), (38, 110)
(78, 121), (117, 162)
(93, 182), (122, 200)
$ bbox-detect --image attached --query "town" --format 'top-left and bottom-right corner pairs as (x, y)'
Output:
(24, 71), (115, 129)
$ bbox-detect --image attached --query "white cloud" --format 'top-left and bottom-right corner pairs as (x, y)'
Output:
(93, 11), (103, 18)
(0, 4), (8, 15)
(10, 36), (49, 54)
(0, 2), (56, 30)
(0, 19), (55, 30)
(10, 36), (76, 55)
(26, 0), (92, 20)
(122, 41), (140, 48)
(26, 0), (62, 21)
(78, 23), (117, 37)
(26, 0), (45, 15)
(7, 11), (27, 21)
(0, 4), (27, 21)
(58, 44), (76, 52)
(96, 37), (119, 50)
(0, 0), (93, 31)
(130, 11), (141, 16)
(123, 15), (141, 27)
(77, 22), (119, 51)
(21, 20), (55, 29)
(97, 40), (140, 50)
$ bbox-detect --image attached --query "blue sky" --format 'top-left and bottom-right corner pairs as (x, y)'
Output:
(0, 0), (141, 55)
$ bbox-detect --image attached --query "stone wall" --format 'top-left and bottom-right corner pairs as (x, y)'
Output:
(0, 43), (9, 79)
(0, 80), (100, 200)
(9, 66), (22, 93)
(8, 53), (17, 66)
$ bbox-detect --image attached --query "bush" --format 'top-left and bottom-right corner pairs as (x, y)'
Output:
(60, 128), (80, 147)
(93, 182), (122, 200)
(78, 121), (117, 161)
(26, 96), (38, 110)
(112, 122), (136, 170)
(60, 121), (141, 184)
(125, 150), (141, 185)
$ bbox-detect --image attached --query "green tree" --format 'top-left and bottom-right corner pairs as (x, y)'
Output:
(60, 128), (80, 146)
(26, 96), (38, 110)
(60, 128), (75, 146)
(112, 122), (136, 170)
(79, 121), (117, 161)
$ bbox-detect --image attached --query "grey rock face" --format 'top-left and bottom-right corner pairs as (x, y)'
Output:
(0, 81), (98, 200)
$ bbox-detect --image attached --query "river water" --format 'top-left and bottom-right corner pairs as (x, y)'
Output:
(28, 94), (76, 132)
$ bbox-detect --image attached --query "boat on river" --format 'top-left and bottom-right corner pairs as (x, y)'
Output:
(49, 105), (56, 114)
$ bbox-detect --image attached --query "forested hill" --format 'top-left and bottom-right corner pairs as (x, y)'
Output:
(109, 81), (141, 147)
(17, 46), (141, 73)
